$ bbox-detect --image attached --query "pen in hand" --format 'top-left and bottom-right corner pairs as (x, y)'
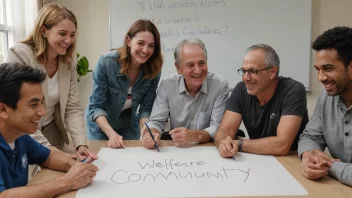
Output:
(80, 157), (92, 163)
(144, 122), (160, 152)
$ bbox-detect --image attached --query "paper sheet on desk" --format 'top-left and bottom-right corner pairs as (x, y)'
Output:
(76, 147), (307, 198)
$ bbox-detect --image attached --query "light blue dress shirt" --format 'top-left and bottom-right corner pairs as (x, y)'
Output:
(147, 72), (229, 138)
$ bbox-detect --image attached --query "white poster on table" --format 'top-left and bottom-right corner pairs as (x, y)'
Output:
(76, 146), (307, 198)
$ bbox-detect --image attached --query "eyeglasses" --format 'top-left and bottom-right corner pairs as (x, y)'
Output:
(237, 66), (273, 77)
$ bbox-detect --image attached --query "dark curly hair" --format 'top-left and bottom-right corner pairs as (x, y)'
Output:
(0, 62), (46, 109)
(312, 26), (352, 67)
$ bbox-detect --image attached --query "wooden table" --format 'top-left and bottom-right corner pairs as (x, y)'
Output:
(28, 140), (352, 198)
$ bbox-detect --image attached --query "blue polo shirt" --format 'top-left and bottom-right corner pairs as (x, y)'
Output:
(0, 133), (50, 192)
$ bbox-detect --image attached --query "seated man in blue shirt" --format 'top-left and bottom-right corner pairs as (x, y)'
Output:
(142, 38), (229, 147)
(0, 63), (98, 197)
(215, 44), (308, 156)
(298, 26), (352, 186)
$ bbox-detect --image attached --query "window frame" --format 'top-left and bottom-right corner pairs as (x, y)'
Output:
(0, 0), (10, 60)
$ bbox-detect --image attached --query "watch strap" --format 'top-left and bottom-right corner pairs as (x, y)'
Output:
(237, 139), (243, 152)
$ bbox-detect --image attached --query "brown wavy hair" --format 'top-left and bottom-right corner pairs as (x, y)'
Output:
(21, 3), (77, 65)
(117, 19), (163, 80)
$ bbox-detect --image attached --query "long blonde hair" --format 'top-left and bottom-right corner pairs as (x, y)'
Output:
(21, 3), (77, 65)
(117, 19), (163, 80)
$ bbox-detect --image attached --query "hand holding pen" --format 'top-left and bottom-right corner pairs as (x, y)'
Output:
(141, 122), (161, 150)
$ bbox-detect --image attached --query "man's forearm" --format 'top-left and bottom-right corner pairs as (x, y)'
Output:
(214, 129), (233, 147)
(42, 150), (77, 172)
(241, 136), (292, 155)
(188, 130), (211, 143)
(0, 176), (72, 198)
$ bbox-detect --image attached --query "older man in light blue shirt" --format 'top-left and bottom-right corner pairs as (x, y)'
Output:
(141, 38), (229, 147)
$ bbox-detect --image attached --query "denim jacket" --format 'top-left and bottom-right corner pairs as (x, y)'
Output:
(85, 50), (160, 139)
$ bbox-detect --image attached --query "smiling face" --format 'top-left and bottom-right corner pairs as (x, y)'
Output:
(241, 49), (277, 96)
(315, 49), (352, 96)
(5, 83), (46, 136)
(127, 31), (155, 67)
(176, 44), (208, 94)
(42, 19), (76, 58)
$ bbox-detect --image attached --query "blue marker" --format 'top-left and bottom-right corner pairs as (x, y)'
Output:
(80, 157), (91, 163)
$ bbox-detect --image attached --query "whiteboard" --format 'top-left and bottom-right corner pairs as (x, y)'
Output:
(109, 0), (312, 89)
(77, 147), (307, 198)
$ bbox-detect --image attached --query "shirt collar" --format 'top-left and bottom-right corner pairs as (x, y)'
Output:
(337, 95), (352, 110)
(178, 75), (208, 95)
(0, 132), (25, 153)
(0, 132), (13, 151)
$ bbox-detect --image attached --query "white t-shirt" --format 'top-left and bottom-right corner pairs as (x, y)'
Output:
(8, 142), (15, 150)
(41, 71), (59, 126)
(122, 86), (132, 111)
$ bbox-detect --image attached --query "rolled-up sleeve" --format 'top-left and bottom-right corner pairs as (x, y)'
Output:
(87, 55), (109, 122)
(146, 79), (170, 133)
(203, 80), (229, 138)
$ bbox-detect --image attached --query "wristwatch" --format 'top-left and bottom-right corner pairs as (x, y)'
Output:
(237, 139), (243, 152)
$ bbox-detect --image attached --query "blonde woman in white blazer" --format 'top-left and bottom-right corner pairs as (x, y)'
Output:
(6, 3), (96, 161)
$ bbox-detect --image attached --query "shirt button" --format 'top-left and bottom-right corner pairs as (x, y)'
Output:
(345, 132), (349, 136)
(345, 120), (349, 124)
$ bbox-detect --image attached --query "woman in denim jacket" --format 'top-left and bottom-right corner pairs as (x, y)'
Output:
(86, 20), (163, 148)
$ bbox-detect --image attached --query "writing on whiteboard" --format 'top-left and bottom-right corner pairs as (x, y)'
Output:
(137, 0), (227, 11)
(110, 159), (251, 184)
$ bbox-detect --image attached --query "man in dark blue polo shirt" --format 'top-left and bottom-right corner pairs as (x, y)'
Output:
(0, 63), (98, 197)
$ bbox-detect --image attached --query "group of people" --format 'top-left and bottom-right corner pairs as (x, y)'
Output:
(0, 3), (351, 197)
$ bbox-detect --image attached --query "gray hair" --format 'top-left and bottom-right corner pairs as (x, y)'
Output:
(246, 44), (280, 75)
(174, 38), (207, 65)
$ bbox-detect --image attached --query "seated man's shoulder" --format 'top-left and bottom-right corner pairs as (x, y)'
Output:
(317, 90), (336, 106)
(18, 134), (38, 146)
(279, 76), (306, 93)
(17, 134), (31, 141)
(160, 73), (181, 86)
(207, 72), (229, 87)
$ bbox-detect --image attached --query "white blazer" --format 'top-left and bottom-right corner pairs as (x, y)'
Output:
(6, 43), (87, 148)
